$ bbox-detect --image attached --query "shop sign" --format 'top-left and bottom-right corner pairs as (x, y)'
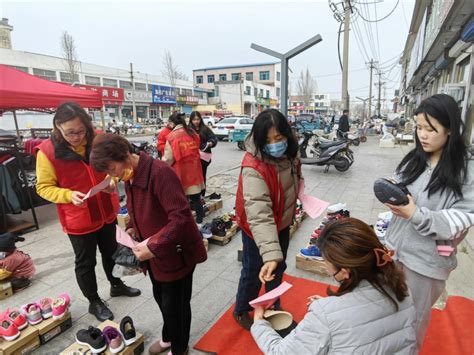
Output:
(176, 95), (199, 105)
(124, 90), (152, 103)
(77, 85), (124, 105)
(152, 85), (177, 104)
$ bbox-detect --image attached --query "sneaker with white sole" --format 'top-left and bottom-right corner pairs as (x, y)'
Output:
(76, 326), (107, 353)
(21, 303), (42, 325)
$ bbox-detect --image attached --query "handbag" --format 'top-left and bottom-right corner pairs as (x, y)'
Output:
(112, 244), (141, 268)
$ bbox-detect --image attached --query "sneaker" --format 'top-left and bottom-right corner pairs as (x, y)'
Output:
(110, 282), (141, 298)
(52, 293), (70, 320)
(211, 220), (226, 237)
(233, 312), (253, 330)
(119, 316), (139, 346)
(21, 303), (42, 325)
(118, 207), (128, 216)
(0, 317), (20, 341)
(76, 326), (107, 353)
(220, 214), (233, 229)
(11, 277), (31, 292)
(327, 203), (347, 214)
(4, 309), (27, 331)
(200, 223), (213, 239)
(103, 326), (125, 354)
(89, 299), (114, 321)
(39, 297), (53, 319)
(208, 192), (222, 201)
(300, 245), (324, 260)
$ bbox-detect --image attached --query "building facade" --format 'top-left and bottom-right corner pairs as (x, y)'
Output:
(289, 93), (331, 116)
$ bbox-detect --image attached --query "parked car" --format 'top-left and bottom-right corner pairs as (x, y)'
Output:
(213, 117), (254, 140)
(202, 115), (217, 126)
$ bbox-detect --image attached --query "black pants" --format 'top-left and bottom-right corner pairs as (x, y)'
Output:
(189, 193), (204, 223)
(68, 222), (120, 302)
(200, 159), (211, 196)
(149, 268), (194, 355)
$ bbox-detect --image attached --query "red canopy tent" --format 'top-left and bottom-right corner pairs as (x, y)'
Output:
(0, 64), (103, 137)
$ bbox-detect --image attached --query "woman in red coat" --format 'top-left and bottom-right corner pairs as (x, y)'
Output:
(90, 134), (207, 355)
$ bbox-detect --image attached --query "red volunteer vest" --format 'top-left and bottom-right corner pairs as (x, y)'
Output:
(38, 139), (119, 235)
(235, 153), (285, 239)
(167, 128), (204, 191)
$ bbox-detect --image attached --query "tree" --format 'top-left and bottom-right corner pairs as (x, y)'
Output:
(161, 50), (188, 93)
(297, 69), (317, 111)
(60, 31), (79, 83)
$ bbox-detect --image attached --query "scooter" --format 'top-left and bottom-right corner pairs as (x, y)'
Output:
(337, 130), (360, 146)
(299, 131), (355, 162)
(300, 137), (354, 172)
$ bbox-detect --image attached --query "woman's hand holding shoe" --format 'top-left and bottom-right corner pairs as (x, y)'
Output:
(306, 294), (323, 306)
(385, 194), (417, 220)
(132, 244), (154, 261)
(253, 306), (265, 321)
(259, 261), (278, 283)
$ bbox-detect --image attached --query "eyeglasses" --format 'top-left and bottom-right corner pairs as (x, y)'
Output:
(62, 130), (87, 138)
(332, 269), (341, 278)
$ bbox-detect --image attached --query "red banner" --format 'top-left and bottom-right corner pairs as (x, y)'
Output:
(77, 85), (124, 105)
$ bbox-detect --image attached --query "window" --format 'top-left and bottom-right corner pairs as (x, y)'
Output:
(259, 89), (264, 97)
(254, 88), (258, 97)
(266, 90), (270, 98)
(59, 72), (79, 83)
(276, 87), (281, 97)
(208, 74), (215, 83)
(246, 72), (253, 81)
(119, 80), (133, 89)
(134, 82), (147, 91)
(219, 74), (227, 81)
(196, 75), (203, 84)
(276, 71), (281, 81)
(9, 65), (28, 73)
(182, 88), (193, 96)
(232, 73), (240, 81)
(259, 71), (270, 80)
(245, 86), (251, 95)
(103, 78), (118, 87)
(33, 68), (56, 81)
(85, 75), (101, 86)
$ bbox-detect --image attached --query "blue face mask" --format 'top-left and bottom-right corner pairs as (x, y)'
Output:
(263, 140), (288, 158)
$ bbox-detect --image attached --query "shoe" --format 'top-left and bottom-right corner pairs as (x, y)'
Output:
(39, 297), (53, 319)
(220, 214), (233, 229)
(233, 312), (253, 330)
(89, 299), (114, 321)
(120, 316), (138, 346)
(52, 293), (70, 320)
(4, 309), (27, 330)
(211, 220), (226, 237)
(110, 282), (141, 297)
(76, 326), (107, 353)
(373, 178), (410, 206)
(149, 339), (171, 354)
(11, 277), (31, 292)
(166, 347), (189, 355)
(103, 326), (125, 354)
(300, 245), (324, 260)
(0, 317), (20, 341)
(208, 192), (221, 201)
(21, 303), (42, 325)
(200, 223), (213, 239)
(327, 203), (347, 214)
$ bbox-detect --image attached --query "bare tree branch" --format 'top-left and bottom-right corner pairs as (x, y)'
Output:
(161, 50), (188, 92)
(297, 69), (317, 109)
(60, 31), (79, 83)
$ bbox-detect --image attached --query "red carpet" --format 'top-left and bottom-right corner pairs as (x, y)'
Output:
(194, 275), (474, 355)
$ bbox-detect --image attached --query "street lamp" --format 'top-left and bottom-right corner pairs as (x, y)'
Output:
(356, 96), (373, 123)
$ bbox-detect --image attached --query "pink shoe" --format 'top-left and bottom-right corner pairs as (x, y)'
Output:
(39, 297), (53, 319)
(52, 293), (70, 320)
(0, 316), (20, 341)
(20, 303), (43, 325)
(4, 309), (28, 330)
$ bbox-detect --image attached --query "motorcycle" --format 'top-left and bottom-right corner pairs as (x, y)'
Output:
(131, 140), (158, 159)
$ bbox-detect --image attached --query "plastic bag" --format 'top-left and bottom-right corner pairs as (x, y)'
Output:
(112, 264), (141, 278)
(112, 244), (141, 268)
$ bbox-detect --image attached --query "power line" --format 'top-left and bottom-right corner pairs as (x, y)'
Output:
(374, 2), (381, 65)
(356, 0), (400, 23)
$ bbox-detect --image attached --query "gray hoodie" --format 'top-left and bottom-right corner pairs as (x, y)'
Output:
(386, 158), (474, 280)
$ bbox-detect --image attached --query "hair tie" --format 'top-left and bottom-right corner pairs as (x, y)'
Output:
(374, 247), (395, 267)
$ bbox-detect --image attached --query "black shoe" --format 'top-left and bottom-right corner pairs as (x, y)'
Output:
(76, 326), (107, 353)
(110, 283), (141, 297)
(120, 316), (139, 346)
(233, 312), (253, 330)
(208, 192), (221, 201)
(11, 277), (31, 292)
(89, 299), (114, 321)
(211, 219), (226, 237)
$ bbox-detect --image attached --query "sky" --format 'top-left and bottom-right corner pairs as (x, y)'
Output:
(2, 0), (415, 102)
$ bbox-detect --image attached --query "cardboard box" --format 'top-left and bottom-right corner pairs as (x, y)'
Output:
(295, 254), (330, 277)
(60, 320), (144, 355)
(33, 312), (72, 345)
(117, 214), (130, 229)
(0, 325), (40, 355)
(0, 280), (13, 300)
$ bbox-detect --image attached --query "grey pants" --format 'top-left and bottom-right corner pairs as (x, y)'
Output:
(401, 263), (446, 350)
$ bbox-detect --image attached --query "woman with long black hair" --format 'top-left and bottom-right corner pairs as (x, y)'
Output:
(384, 94), (474, 348)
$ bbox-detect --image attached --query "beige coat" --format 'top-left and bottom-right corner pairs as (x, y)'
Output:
(242, 136), (301, 263)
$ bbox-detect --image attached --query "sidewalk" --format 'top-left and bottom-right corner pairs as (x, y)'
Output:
(3, 137), (472, 354)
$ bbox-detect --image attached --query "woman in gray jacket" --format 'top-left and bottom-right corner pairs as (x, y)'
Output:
(384, 94), (474, 348)
(251, 218), (417, 354)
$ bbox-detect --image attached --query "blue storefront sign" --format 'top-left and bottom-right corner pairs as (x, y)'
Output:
(152, 85), (176, 104)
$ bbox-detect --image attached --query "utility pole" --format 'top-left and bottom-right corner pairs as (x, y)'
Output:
(130, 62), (137, 123)
(341, 0), (352, 111)
(376, 71), (384, 118)
(239, 73), (244, 115)
(367, 59), (376, 122)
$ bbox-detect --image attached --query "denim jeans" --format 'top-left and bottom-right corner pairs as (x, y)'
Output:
(234, 227), (290, 314)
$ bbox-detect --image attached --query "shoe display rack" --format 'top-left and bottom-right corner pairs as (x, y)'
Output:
(289, 202), (307, 239)
(192, 199), (223, 219)
(0, 279), (13, 300)
(61, 319), (144, 355)
(209, 222), (240, 246)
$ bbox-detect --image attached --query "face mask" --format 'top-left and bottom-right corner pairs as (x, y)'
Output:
(121, 167), (134, 181)
(263, 140), (288, 158)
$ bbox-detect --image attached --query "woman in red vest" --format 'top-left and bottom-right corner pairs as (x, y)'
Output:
(36, 102), (140, 322)
(233, 109), (302, 330)
(163, 112), (205, 225)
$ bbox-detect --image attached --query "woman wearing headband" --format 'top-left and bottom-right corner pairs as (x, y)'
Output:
(251, 218), (417, 354)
